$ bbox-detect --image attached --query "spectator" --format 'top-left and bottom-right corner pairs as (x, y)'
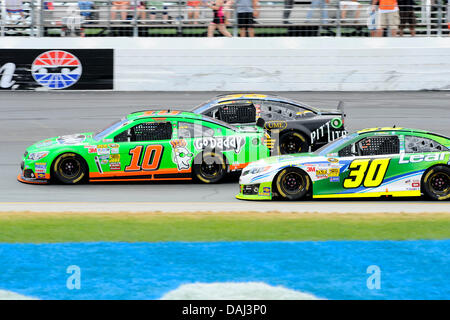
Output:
(148, 0), (169, 23)
(306, 0), (329, 22)
(236, 0), (259, 37)
(398, 0), (416, 36)
(372, 0), (400, 37)
(224, 0), (234, 25)
(111, 1), (130, 21)
(367, 5), (378, 36)
(149, 1), (169, 22)
(5, 0), (25, 20)
(207, 0), (232, 37)
(187, 0), (201, 24)
(340, 0), (362, 22)
(131, 1), (147, 22)
(78, 1), (94, 20)
(283, 0), (294, 24)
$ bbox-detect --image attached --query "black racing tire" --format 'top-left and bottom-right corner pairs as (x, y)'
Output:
(422, 166), (450, 201)
(274, 167), (311, 201)
(278, 131), (309, 155)
(193, 151), (227, 184)
(52, 153), (87, 184)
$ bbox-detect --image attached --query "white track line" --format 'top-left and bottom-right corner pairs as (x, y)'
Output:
(0, 202), (449, 214)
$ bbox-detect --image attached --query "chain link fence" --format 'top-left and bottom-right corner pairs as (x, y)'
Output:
(1, 0), (449, 37)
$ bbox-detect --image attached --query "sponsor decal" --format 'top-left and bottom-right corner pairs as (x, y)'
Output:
(330, 118), (343, 129)
(31, 50), (82, 89)
(0, 49), (113, 90)
(329, 176), (340, 182)
(327, 158), (339, 163)
(311, 120), (347, 144)
(194, 136), (245, 154)
(103, 139), (113, 143)
(170, 140), (193, 171)
(36, 173), (46, 179)
(85, 145), (98, 154)
(328, 168), (340, 177)
(264, 121), (288, 130)
(109, 154), (120, 163)
(316, 169), (328, 178)
(109, 144), (120, 154)
(57, 134), (86, 145)
(35, 163), (47, 174)
(259, 187), (271, 196)
(109, 162), (121, 171)
(306, 166), (316, 173)
(97, 145), (110, 155)
(399, 152), (447, 164)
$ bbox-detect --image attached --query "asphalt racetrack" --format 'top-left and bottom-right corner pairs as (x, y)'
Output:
(1, 91), (449, 210)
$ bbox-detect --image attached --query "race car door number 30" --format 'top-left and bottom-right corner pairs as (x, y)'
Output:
(343, 158), (390, 189)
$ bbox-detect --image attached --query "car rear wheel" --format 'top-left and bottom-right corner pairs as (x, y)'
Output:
(278, 131), (309, 155)
(274, 167), (311, 200)
(422, 166), (450, 200)
(193, 152), (226, 184)
(53, 153), (87, 184)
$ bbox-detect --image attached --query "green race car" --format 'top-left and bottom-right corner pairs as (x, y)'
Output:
(237, 127), (450, 201)
(19, 110), (271, 185)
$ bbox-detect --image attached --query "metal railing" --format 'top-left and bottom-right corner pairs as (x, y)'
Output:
(1, 0), (449, 37)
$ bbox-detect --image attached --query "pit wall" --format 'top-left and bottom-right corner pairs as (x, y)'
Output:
(1, 37), (450, 91)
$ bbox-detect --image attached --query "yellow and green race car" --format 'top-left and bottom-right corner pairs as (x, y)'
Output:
(237, 127), (450, 201)
(19, 110), (271, 185)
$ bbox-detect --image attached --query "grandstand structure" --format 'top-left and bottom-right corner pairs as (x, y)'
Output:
(0, 0), (449, 37)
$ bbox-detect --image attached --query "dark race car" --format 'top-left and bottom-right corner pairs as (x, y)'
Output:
(192, 93), (347, 155)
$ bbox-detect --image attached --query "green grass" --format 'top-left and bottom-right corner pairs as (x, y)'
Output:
(1, 212), (449, 243)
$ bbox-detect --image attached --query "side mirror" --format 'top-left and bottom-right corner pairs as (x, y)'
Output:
(256, 117), (265, 128)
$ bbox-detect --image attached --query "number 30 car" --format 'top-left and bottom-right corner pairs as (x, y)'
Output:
(18, 110), (271, 185)
(237, 128), (450, 201)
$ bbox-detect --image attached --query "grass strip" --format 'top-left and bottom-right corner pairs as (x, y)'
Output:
(0, 211), (449, 243)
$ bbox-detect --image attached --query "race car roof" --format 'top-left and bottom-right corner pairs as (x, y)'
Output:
(357, 127), (450, 139)
(193, 93), (321, 114)
(126, 110), (237, 130)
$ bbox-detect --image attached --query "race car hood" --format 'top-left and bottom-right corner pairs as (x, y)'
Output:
(240, 152), (326, 185)
(27, 133), (95, 152)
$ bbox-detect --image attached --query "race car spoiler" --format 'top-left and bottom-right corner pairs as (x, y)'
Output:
(337, 101), (346, 117)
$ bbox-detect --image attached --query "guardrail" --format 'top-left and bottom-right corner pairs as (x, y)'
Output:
(1, 0), (449, 37)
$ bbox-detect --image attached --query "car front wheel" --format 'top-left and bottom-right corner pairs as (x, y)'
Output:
(274, 167), (311, 200)
(53, 153), (87, 184)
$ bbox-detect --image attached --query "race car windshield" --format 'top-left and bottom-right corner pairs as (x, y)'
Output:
(315, 133), (357, 156)
(94, 118), (129, 141)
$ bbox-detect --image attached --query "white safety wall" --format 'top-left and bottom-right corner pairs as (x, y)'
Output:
(2, 37), (450, 91)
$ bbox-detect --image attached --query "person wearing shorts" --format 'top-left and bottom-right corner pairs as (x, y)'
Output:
(148, 1), (169, 23)
(372, 0), (400, 37)
(187, 1), (201, 24)
(207, 0), (232, 37)
(236, 0), (259, 37)
(111, 1), (130, 21)
(398, 0), (416, 36)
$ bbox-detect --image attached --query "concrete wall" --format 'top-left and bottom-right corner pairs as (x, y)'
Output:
(2, 37), (450, 91)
